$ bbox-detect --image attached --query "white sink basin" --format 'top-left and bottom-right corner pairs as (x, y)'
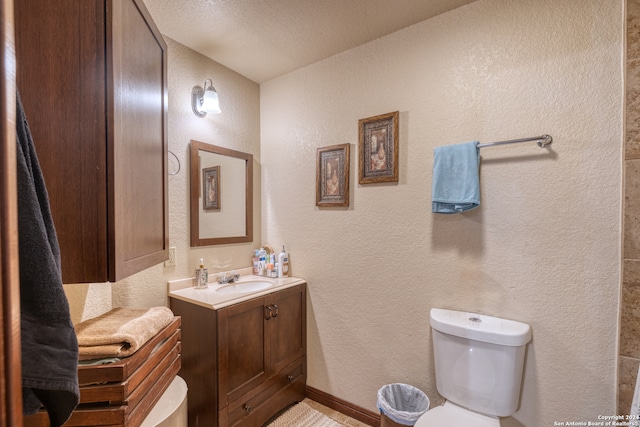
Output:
(216, 280), (274, 295)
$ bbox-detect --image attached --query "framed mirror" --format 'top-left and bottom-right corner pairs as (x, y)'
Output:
(190, 140), (253, 246)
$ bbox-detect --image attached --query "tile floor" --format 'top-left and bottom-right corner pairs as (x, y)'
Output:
(303, 398), (371, 427)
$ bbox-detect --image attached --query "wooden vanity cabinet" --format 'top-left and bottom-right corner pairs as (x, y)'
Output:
(14, 0), (168, 283)
(170, 283), (307, 427)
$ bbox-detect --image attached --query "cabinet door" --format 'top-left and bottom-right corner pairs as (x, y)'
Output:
(15, 0), (109, 283)
(109, 0), (168, 281)
(268, 284), (306, 373)
(217, 296), (271, 408)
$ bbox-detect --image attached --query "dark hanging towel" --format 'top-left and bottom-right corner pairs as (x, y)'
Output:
(16, 91), (79, 426)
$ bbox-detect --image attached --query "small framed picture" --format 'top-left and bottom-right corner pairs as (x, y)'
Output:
(316, 143), (350, 207)
(203, 165), (220, 210)
(358, 111), (399, 184)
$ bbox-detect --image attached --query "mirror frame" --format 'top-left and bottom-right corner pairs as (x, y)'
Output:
(190, 140), (253, 246)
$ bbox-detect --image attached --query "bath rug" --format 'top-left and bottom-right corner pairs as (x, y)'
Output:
(266, 401), (347, 427)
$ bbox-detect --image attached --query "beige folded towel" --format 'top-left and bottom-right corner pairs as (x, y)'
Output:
(76, 306), (174, 361)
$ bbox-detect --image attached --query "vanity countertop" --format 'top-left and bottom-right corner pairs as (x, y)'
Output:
(168, 274), (306, 310)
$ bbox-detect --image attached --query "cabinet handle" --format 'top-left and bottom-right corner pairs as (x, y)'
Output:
(272, 304), (279, 318)
(287, 375), (294, 382)
(264, 305), (272, 320)
(244, 405), (252, 414)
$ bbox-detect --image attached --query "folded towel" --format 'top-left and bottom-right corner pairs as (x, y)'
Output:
(432, 141), (480, 214)
(76, 307), (174, 361)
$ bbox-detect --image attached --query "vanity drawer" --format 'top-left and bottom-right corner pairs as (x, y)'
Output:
(223, 358), (306, 427)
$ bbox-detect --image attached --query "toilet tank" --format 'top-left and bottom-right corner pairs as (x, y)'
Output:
(430, 309), (531, 417)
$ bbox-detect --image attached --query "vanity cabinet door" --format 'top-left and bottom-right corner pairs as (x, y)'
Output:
(14, 0), (168, 283)
(217, 296), (272, 409)
(268, 284), (306, 373)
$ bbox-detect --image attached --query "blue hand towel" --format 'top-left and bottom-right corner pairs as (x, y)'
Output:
(432, 141), (480, 214)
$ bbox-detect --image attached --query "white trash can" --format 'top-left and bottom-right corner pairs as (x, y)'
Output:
(377, 383), (429, 427)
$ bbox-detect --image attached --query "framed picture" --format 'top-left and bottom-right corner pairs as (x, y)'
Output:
(358, 111), (399, 184)
(203, 165), (220, 210)
(316, 143), (350, 207)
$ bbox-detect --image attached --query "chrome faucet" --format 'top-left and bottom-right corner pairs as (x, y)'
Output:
(218, 271), (240, 284)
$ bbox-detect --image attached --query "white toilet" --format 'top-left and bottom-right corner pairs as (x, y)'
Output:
(415, 308), (531, 427)
(140, 375), (188, 427)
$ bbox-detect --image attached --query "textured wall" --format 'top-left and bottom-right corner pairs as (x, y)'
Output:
(260, 0), (622, 425)
(63, 38), (261, 319)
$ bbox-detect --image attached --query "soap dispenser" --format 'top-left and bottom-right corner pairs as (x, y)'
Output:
(195, 258), (208, 289)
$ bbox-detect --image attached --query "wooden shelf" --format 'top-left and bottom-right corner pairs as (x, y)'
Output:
(25, 317), (181, 427)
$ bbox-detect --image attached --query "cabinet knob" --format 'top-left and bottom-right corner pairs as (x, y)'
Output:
(287, 375), (294, 382)
(245, 405), (252, 414)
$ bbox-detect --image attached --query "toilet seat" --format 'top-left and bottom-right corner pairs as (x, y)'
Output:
(414, 401), (500, 427)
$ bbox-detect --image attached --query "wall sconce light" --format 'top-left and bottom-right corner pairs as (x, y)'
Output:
(191, 79), (221, 117)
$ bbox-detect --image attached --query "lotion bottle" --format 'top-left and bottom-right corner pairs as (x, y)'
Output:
(278, 246), (289, 278)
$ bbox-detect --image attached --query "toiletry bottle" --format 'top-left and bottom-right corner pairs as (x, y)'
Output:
(252, 249), (260, 275)
(197, 258), (208, 288)
(278, 246), (289, 278)
(266, 263), (275, 278)
(258, 247), (267, 276)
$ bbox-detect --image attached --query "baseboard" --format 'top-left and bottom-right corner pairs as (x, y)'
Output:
(305, 385), (381, 427)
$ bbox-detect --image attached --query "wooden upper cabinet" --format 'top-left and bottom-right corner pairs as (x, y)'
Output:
(14, 0), (168, 283)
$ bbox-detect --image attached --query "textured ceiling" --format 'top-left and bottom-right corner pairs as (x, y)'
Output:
(142, 0), (477, 83)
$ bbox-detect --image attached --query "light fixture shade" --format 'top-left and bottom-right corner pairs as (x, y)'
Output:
(202, 88), (221, 114)
(191, 79), (222, 117)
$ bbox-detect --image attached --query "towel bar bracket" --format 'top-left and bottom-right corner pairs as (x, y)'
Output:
(536, 134), (553, 148)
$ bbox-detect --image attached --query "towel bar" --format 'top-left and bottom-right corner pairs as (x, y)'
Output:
(477, 134), (552, 148)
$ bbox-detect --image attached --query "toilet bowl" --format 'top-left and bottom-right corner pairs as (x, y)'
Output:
(415, 309), (531, 426)
(140, 375), (188, 427)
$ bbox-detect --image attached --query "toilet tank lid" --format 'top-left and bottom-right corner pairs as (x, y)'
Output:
(430, 309), (531, 346)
